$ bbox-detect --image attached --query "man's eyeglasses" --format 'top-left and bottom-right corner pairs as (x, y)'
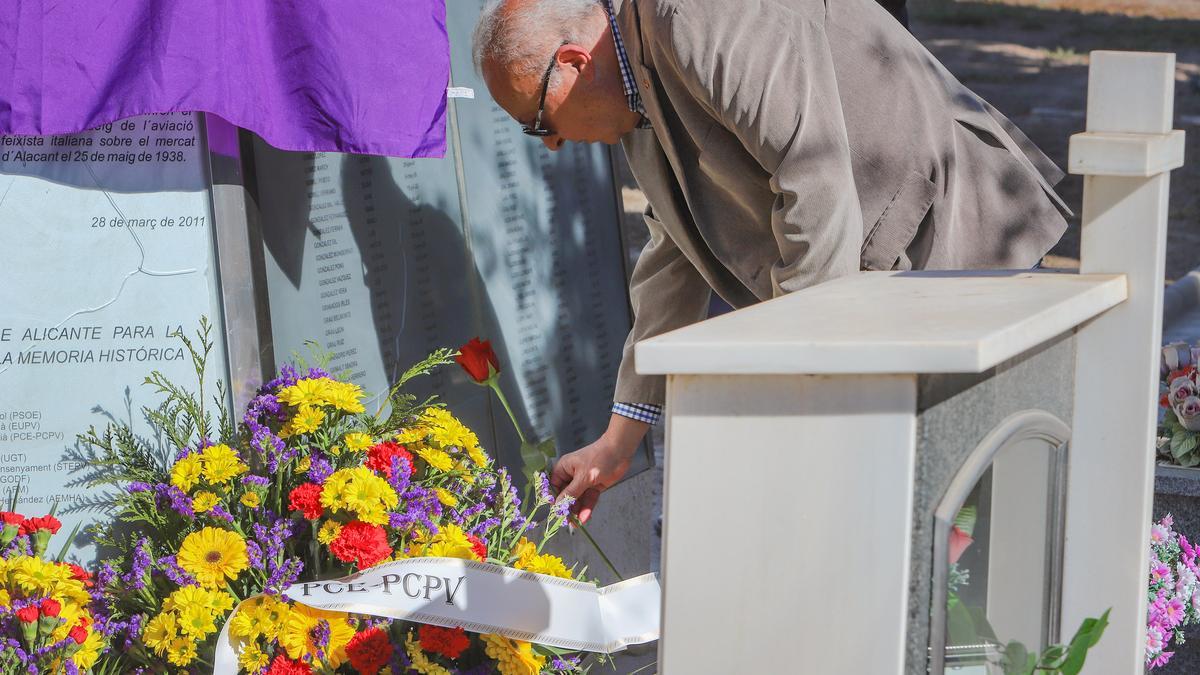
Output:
(522, 41), (569, 137)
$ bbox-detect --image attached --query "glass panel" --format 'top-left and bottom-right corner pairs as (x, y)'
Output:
(941, 435), (1062, 673)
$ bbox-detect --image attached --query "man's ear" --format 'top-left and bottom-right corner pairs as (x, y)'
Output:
(558, 44), (595, 82)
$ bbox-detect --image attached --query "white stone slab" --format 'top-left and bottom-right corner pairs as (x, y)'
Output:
(636, 271), (1127, 375)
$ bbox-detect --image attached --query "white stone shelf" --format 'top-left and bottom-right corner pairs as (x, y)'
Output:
(636, 270), (1127, 375)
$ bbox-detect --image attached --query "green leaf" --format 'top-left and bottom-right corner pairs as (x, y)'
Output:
(947, 596), (980, 646)
(536, 438), (558, 461)
(954, 505), (978, 537)
(520, 442), (548, 472)
(1002, 641), (1030, 675)
(1059, 609), (1110, 675)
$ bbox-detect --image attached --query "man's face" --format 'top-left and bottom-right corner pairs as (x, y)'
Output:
(483, 41), (639, 151)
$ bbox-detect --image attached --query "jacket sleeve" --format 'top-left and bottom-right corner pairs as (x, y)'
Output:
(613, 206), (712, 406)
(651, 2), (863, 296)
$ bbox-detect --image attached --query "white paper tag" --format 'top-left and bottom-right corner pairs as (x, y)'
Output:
(447, 87), (475, 99)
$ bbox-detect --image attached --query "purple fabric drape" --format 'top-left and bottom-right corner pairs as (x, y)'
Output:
(0, 0), (448, 157)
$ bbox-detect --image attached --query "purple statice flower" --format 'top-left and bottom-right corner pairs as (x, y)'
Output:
(152, 483), (194, 518)
(128, 481), (152, 493)
(306, 366), (332, 380)
(120, 538), (152, 590)
(264, 557), (304, 596)
(470, 518), (501, 539)
(310, 619), (331, 662)
(208, 505), (235, 523)
(393, 485), (441, 534)
(261, 364), (301, 393)
(307, 454), (334, 483)
(536, 473), (554, 504)
(242, 475), (270, 488)
(174, 445), (196, 462)
(551, 494), (576, 519)
(461, 501), (488, 520)
(388, 456), (412, 495)
(246, 541), (264, 568)
(158, 555), (198, 587)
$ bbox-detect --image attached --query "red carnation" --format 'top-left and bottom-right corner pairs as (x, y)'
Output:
(15, 606), (38, 623)
(19, 515), (61, 536)
(0, 512), (23, 527)
(264, 655), (313, 675)
(39, 598), (61, 617)
(455, 338), (500, 384)
(346, 626), (394, 674)
(418, 624), (470, 659)
(288, 483), (324, 520)
(365, 442), (416, 479)
(466, 534), (488, 562)
(67, 564), (93, 588)
(329, 521), (392, 568)
(68, 616), (89, 644)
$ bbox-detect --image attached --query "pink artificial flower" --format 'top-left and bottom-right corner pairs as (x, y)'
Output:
(1164, 597), (1187, 629)
(1152, 562), (1173, 587)
(949, 525), (974, 565)
(1147, 624), (1166, 658)
(1182, 535), (1197, 569)
(1149, 651), (1174, 669)
(1152, 523), (1171, 546)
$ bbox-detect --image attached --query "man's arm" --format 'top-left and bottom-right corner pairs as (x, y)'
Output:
(551, 206), (710, 520)
(653, 1), (864, 296)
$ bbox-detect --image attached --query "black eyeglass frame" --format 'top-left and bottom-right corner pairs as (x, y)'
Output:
(521, 41), (569, 137)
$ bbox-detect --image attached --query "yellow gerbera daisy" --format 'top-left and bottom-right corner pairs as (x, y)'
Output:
(71, 630), (104, 670)
(200, 444), (248, 484)
(170, 453), (203, 493)
(176, 527), (249, 589)
(279, 604), (355, 668)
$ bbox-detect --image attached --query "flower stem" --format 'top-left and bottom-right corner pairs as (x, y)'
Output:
(489, 381), (527, 446)
(571, 516), (622, 581)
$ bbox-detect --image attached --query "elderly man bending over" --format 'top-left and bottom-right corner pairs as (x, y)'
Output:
(473, 0), (1069, 522)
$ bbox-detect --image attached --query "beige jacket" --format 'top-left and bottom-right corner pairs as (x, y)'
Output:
(614, 0), (1069, 405)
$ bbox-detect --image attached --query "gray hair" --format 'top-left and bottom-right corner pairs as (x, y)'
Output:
(473, 0), (606, 82)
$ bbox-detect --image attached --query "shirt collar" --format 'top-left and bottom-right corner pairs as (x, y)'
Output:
(602, 0), (651, 128)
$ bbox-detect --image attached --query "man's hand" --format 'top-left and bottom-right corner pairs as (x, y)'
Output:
(550, 413), (650, 523)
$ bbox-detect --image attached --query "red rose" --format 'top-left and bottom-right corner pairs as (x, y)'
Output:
(346, 626), (394, 674)
(288, 483), (324, 520)
(329, 521), (392, 568)
(39, 598), (61, 617)
(455, 338), (500, 383)
(418, 624), (470, 659)
(15, 606), (39, 623)
(466, 534), (488, 562)
(19, 515), (61, 536)
(264, 655), (313, 675)
(365, 442), (416, 479)
(0, 512), (23, 527)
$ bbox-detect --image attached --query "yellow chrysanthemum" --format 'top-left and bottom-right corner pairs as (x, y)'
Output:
(171, 453), (203, 493)
(325, 381), (367, 414)
(277, 377), (333, 408)
(176, 527), (249, 589)
(317, 520), (343, 545)
(481, 634), (546, 675)
(143, 611), (179, 655)
(239, 641), (270, 672)
(406, 635), (452, 675)
(296, 456), (312, 473)
(394, 425), (429, 445)
(0, 588), (10, 607)
(163, 585), (235, 615)
(466, 444), (489, 468)
(252, 595), (290, 641)
(281, 404), (325, 438)
(177, 603), (218, 637)
(415, 446), (454, 472)
(192, 491), (219, 514)
(435, 488), (459, 508)
(518, 553), (573, 579)
(200, 444), (248, 484)
(421, 524), (478, 561)
(227, 606), (260, 641)
(320, 467), (398, 525)
(9, 557), (72, 596)
(240, 492), (261, 509)
(167, 636), (198, 666)
(422, 408), (484, 456)
(343, 432), (374, 453)
(71, 629), (104, 670)
(511, 538), (536, 568)
(279, 604), (355, 667)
